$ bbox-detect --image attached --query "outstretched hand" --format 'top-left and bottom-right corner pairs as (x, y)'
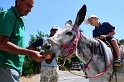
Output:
(29, 50), (45, 62)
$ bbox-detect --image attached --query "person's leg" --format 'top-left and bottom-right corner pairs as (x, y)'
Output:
(111, 38), (120, 59)
(111, 38), (122, 66)
(0, 66), (20, 82)
(40, 66), (50, 82)
(50, 66), (59, 82)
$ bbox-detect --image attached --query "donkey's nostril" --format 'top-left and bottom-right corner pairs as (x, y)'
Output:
(42, 41), (52, 51)
(46, 44), (52, 51)
(47, 45), (50, 50)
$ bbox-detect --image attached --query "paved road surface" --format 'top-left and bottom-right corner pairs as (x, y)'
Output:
(58, 70), (89, 82)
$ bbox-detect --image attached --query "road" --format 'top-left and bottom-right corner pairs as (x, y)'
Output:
(58, 70), (89, 82)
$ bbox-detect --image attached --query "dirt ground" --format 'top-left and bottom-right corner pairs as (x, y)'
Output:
(20, 74), (40, 82)
(20, 70), (69, 82)
(20, 70), (89, 82)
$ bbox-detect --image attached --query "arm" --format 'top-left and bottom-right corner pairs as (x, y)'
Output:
(0, 35), (45, 62)
(105, 29), (115, 37)
(28, 44), (37, 50)
(100, 28), (115, 39)
(28, 37), (44, 50)
(100, 22), (115, 39)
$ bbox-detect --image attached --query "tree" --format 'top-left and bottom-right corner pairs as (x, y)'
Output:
(119, 39), (124, 45)
(28, 30), (48, 45)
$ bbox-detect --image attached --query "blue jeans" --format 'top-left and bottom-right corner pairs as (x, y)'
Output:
(0, 66), (20, 82)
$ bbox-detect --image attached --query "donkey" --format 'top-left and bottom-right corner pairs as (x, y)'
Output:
(41, 5), (124, 82)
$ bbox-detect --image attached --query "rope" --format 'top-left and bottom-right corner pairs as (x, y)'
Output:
(104, 38), (113, 52)
(114, 68), (117, 82)
(84, 42), (94, 70)
(109, 67), (117, 82)
(55, 58), (86, 77)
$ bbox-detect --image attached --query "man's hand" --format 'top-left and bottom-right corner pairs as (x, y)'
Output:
(29, 50), (45, 62)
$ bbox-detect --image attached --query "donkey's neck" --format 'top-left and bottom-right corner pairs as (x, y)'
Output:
(76, 33), (100, 64)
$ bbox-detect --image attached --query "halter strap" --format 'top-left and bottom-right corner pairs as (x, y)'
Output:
(84, 42), (94, 71)
(84, 42), (114, 78)
(86, 55), (113, 78)
(61, 27), (80, 58)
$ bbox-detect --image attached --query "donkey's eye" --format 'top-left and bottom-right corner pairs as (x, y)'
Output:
(66, 32), (73, 36)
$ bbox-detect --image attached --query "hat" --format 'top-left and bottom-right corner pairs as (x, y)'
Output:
(84, 15), (98, 24)
(51, 25), (59, 30)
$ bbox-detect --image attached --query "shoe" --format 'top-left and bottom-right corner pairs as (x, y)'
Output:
(113, 59), (123, 67)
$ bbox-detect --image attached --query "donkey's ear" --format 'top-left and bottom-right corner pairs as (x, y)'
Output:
(65, 20), (73, 27)
(74, 4), (87, 28)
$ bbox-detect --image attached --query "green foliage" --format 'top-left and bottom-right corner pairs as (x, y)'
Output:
(119, 39), (124, 45)
(28, 30), (48, 45)
(22, 56), (34, 76)
(22, 30), (48, 76)
(0, 7), (3, 12)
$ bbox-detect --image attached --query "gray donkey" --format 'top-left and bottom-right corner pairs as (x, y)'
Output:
(41, 5), (124, 82)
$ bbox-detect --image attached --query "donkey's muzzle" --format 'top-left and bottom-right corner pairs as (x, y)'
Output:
(42, 41), (52, 51)
(45, 54), (55, 64)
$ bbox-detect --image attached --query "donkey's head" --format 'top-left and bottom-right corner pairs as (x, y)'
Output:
(41, 4), (86, 64)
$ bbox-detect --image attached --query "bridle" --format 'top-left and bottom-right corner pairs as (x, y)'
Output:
(60, 27), (80, 58)
(47, 26), (80, 58)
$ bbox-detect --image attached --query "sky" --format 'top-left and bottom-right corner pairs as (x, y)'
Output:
(0, 0), (124, 46)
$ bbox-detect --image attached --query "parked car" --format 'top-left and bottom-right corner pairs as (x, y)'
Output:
(71, 62), (84, 71)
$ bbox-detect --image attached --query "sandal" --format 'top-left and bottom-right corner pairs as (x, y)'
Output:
(113, 59), (123, 67)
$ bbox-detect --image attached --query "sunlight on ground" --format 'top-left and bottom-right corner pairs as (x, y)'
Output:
(20, 74), (40, 82)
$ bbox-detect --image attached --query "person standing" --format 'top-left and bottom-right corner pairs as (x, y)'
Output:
(28, 25), (59, 82)
(0, 0), (45, 82)
(84, 15), (122, 67)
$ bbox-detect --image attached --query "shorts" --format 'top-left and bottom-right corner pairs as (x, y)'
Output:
(40, 66), (59, 82)
(0, 66), (20, 82)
